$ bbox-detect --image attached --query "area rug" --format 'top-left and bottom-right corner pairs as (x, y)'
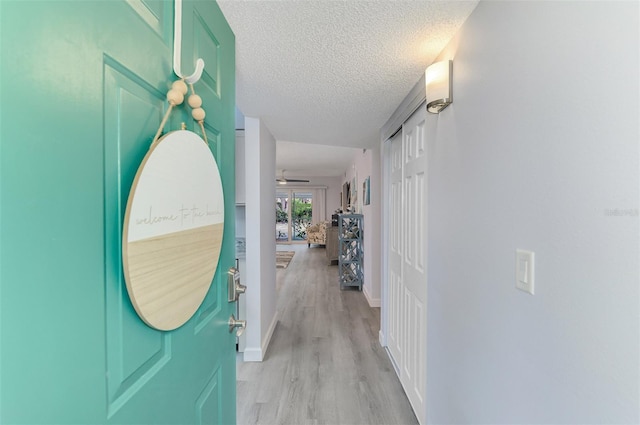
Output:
(276, 251), (295, 269)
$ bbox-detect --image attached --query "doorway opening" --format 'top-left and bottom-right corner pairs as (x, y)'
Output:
(276, 190), (312, 243)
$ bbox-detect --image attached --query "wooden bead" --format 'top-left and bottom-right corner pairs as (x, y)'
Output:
(188, 94), (202, 108)
(172, 80), (188, 95)
(192, 108), (205, 121)
(167, 89), (184, 105)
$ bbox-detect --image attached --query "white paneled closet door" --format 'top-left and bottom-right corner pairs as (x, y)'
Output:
(386, 106), (427, 424)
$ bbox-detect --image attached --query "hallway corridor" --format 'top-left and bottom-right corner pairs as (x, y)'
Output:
(236, 245), (418, 425)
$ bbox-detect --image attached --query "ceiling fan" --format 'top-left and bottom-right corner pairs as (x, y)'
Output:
(276, 169), (309, 185)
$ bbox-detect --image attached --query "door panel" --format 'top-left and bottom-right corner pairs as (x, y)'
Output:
(401, 107), (428, 423)
(103, 55), (171, 420)
(0, 1), (236, 423)
(276, 191), (290, 241)
(275, 190), (313, 243)
(386, 107), (427, 424)
(292, 191), (312, 241)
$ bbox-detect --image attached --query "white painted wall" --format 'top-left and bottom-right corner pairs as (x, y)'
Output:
(244, 117), (278, 361)
(368, 147), (381, 305)
(313, 176), (342, 217)
(345, 148), (382, 306)
(235, 107), (245, 130)
(420, 1), (639, 423)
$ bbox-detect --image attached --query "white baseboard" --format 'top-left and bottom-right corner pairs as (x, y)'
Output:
(379, 329), (386, 347)
(262, 311), (279, 356)
(363, 285), (381, 308)
(242, 347), (263, 362)
(242, 311), (279, 362)
(386, 346), (401, 378)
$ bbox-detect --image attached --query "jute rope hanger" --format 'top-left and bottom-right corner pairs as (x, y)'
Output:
(151, 0), (208, 146)
(152, 80), (208, 146)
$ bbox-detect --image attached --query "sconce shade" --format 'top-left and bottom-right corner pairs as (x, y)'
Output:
(425, 60), (452, 113)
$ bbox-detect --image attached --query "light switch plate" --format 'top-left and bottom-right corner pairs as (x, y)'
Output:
(516, 249), (535, 295)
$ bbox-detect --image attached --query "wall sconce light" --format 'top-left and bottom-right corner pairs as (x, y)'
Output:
(425, 60), (452, 113)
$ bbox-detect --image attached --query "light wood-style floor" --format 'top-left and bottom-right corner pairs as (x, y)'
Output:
(237, 244), (418, 425)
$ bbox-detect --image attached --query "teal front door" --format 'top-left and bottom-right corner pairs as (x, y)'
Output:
(0, 1), (237, 423)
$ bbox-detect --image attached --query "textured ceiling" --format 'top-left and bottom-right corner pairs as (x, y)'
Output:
(218, 0), (478, 172)
(276, 140), (360, 177)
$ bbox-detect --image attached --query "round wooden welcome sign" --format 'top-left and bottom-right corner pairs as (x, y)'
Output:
(122, 130), (224, 331)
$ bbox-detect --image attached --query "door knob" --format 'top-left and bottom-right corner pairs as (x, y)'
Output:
(228, 314), (246, 336)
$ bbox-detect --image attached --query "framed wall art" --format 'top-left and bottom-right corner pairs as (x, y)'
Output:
(364, 176), (370, 205)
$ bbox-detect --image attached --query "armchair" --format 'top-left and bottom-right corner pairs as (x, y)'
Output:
(306, 221), (329, 247)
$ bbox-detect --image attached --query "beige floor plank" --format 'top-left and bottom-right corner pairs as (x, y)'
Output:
(237, 244), (418, 425)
